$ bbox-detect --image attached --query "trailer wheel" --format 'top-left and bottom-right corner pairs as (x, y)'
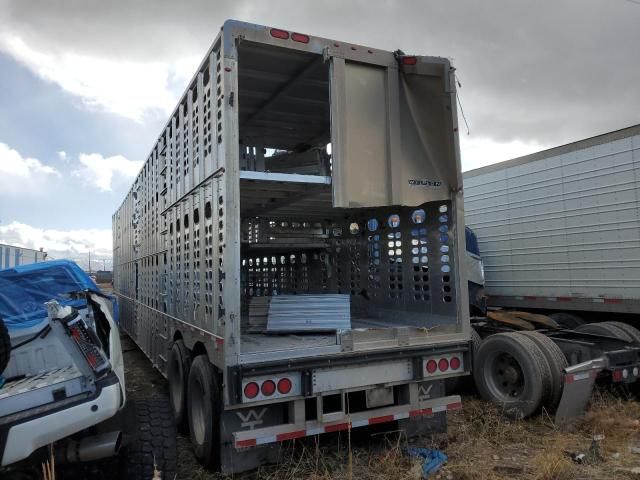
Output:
(188, 354), (222, 470)
(517, 331), (568, 411)
(121, 398), (177, 480)
(0, 318), (10, 374)
(601, 322), (640, 345)
(474, 332), (549, 419)
(548, 312), (584, 329)
(576, 322), (633, 342)
(168, 339), (191, 432)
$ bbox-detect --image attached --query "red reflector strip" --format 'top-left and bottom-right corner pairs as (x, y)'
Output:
(410, 407), (433, 417)
(291, 32), (309, 43)
(270, 28), (289, 40)
(447, 402), (463, 411)
(276, 430), (306, 442)
(369, 415), (395, 425)
(325, 422), (350, 433)
(604, 298), (623, 304)
(236, 438), (256, 448)
(402, 56), (417, 65)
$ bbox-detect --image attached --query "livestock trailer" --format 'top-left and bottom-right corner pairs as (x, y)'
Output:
(464, 124), (640, 324)
(113, 20), (470, 473)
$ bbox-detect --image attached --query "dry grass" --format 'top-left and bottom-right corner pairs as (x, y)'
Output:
(170, 392), (640, 480)
(123, 343), (640, 480)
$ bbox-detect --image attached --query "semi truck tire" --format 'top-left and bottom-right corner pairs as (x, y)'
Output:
(517, 331), (568, 411)
(121, 398), (177, 480)
(474, 332), (549, 419)
(188, 355), (222, 470)
(548, 312), (584, 329)
(576, 323), (633, 342)
(0, 319), (10, 375)
(601, 322), (640, 345)
(168, 339), (191, 433)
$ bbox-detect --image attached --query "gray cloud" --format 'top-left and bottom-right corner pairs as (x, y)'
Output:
(2, 0), (639, 146)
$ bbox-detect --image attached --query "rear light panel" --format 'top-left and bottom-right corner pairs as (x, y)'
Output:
(422, 353), (464, 377)
(242, 374), (301, 402)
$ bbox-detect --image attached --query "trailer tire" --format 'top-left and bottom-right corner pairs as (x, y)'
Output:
(121, 398), (177, 480)
(548, 312), (584, 329)
(188, 354), (222, 470)
(474, 332), (548, 419)
(168, 339), (191, 433)
(576, 323), (633, 342)
(517, 331), (568, 411)
(601, 322), (640, 345)
(0, 318), (10, 374)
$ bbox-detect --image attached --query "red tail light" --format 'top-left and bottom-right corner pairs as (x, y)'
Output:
(261, 380), (276, 396)
(278, 378), (292, 394)
(450, 357), (461, 370)
(270, 28), (289, 40)
(244, 382), (259, 399)
(426, 359), (438, 374)
(402, 56), (417, 65)
(291, 32), (309, 44)
(438, 358), (449, 372)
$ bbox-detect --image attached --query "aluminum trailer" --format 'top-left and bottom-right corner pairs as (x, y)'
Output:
(463, 124), (640, 321)
(113, 20), (470, 473)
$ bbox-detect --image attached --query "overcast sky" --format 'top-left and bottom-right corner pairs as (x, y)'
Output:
(0, 0), (638, 268)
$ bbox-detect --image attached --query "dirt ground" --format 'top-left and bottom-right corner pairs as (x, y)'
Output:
(122, 333), (640, 480)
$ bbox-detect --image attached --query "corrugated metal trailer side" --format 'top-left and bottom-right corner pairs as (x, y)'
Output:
(463, 124), (640, 314)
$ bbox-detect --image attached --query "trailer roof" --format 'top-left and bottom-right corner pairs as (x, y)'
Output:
(463, 123), (640, 178)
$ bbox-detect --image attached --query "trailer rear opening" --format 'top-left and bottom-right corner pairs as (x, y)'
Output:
(113, 20), (470, 473)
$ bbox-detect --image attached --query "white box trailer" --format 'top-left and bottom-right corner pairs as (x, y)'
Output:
(464, 124), (640, 318)
(113, 20), (470, 473)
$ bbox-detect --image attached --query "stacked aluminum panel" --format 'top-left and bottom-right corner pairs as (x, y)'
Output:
(266, 294), (351, 333)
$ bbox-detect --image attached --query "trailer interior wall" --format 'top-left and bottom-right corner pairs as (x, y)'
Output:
(113, 21), (469, 392)
(463, 125), (640, 313)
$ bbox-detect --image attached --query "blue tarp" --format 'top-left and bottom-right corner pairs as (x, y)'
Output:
(0, 260), (99, 330)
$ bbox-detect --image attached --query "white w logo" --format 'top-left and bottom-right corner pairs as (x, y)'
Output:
(236, 408), (268, 429)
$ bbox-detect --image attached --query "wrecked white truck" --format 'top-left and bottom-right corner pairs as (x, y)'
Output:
(0, 260), (176, 479)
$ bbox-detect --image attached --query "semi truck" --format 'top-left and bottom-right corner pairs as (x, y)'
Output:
(113, 20), (471, 473)
(464, 124), (640, 324)
(461, 125), (640, 421)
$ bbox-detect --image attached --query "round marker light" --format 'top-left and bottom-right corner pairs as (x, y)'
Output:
(426, 359), (437, 374)
(244, 382), (259, 399)
(261, 380), (276, 396)
(438, 358), (449, 372)
(450, 357), (461, 370)
(277, 378), (292, 394)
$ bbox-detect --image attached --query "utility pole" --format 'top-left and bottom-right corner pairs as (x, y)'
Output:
(88, 249), (92, 274)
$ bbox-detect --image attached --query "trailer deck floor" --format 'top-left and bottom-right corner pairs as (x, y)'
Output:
(239, 316), (431, 361)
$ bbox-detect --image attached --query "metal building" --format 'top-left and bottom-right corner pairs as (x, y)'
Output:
(0, 244), (47, 270)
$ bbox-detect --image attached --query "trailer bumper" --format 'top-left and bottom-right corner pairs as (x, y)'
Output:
(233, 394), (461, 449)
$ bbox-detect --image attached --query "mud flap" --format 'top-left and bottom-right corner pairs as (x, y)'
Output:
(555, 358), (605, 426)
(219, 403), (284, 474)
(398, 380), (447, 438)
